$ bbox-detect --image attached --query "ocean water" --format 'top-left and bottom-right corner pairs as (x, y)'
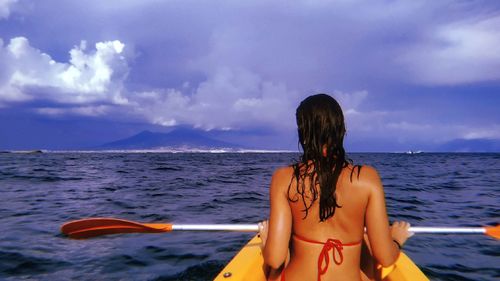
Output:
(0, 152), (498, 281)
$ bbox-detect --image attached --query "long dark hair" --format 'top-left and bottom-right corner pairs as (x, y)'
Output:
(289, 93), (350, 222)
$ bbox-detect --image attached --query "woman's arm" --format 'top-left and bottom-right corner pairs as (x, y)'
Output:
(362, 166), (412, 267)
(261, 167), (292, 270)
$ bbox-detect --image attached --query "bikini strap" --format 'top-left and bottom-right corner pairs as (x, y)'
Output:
(293, 234), (362, 281)
(317, 238), (344, 280)
(293, 233), (362, 246)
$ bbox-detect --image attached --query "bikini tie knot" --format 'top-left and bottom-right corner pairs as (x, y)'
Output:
(317, 238), (344, 281)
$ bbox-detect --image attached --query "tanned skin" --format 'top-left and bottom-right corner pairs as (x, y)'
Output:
(259, 164), (412, 281)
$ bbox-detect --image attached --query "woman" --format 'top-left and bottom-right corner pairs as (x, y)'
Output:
(259, 94), (412, 281)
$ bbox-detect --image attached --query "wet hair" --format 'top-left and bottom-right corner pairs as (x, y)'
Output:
(288, 93), (353, 222)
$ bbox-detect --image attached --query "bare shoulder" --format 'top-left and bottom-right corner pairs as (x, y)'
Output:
(269, 166), (294, 194)
(357, 165), (380, 180)
(346, 164), (383, 193)
(272, 165), (294, 183)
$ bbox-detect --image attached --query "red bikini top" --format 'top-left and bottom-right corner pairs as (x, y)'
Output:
(293, 233), (362, 281)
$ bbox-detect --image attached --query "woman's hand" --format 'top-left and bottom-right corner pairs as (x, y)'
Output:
(258, 220), (269, 248)
(391, 221), (413, 248)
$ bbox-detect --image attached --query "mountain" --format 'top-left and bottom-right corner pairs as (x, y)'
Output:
(99, 128), (241, 150)
(437, 138), (500, 152)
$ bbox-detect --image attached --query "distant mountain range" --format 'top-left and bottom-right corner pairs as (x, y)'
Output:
(97, 128), (500, 152)
(99, 128), (242, 150)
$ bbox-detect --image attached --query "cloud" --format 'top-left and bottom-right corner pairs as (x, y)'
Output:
(357, 120), (500, 145)
(398, 13), (500, 85)
(461, 125), (500, 140)
(386, 121), (433, 131)
(332, 90), (369, 115)
(0, 0), (17, 19)
(6, 1), (500, 90)
(0, 37), (129, 106)
(132, 67), (301, 130)
(36, 105), (111, 117)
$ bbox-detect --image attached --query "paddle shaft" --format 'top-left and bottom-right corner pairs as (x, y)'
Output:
(139, 224), (490, 233)
(170, 224), (259, 232)
(409, 227), (485, 234)
(157, 224), (488, 234)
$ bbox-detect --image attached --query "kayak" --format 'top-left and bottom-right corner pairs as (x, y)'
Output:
(214, 235), (429, 281)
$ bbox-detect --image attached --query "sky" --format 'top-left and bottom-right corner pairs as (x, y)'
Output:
(0, 0), (499, 151)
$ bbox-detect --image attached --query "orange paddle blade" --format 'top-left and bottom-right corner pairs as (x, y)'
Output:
(485, 225), (500, 239)
(61, 218), (172, 239)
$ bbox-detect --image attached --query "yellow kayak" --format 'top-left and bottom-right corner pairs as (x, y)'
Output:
(215, 235), (429, 281)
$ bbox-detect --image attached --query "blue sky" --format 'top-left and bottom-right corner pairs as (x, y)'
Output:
(0, 0), (499, 151)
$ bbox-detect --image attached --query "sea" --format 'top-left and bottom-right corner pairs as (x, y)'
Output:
(0, 152), (498, 281)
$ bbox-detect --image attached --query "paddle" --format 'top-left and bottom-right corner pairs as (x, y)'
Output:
(61, 218), (258, 239)
(61, 217), (500, 240)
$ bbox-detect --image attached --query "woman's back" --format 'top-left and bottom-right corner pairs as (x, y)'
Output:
(273, 164), (369, 281)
